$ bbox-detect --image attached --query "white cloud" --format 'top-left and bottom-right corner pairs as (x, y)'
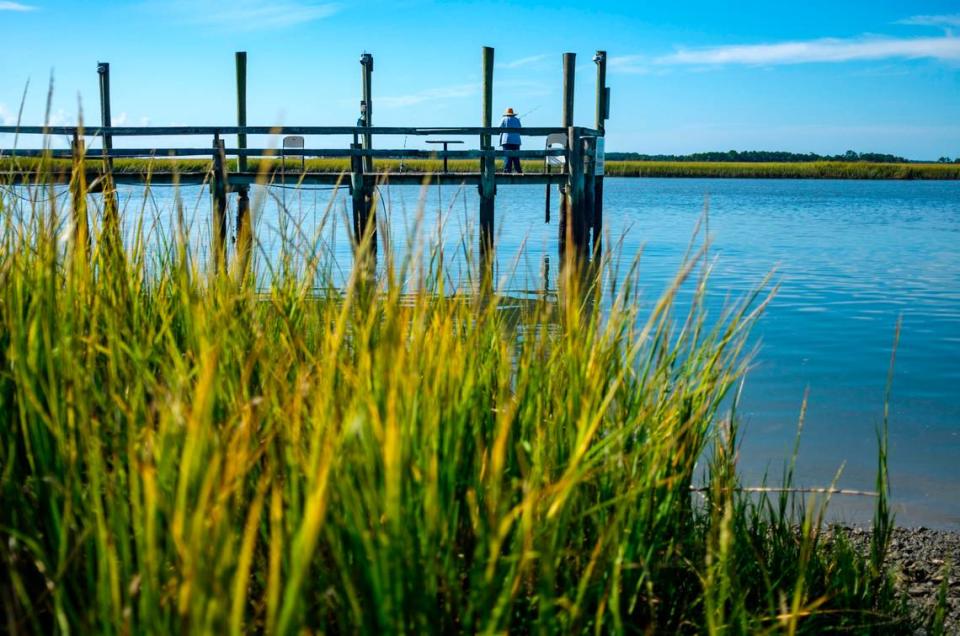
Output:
(0, 103), (18, 125)
(378, 84), (477, 109)
(0, 102), (70, 128)
(155, 0), (338, 32)
(898, 14), (960, 29)
(498, 54), (548, 70)
(48, 109), (70, 127)
(113, 112), (128, 126)
(607, 55), (651, 74)
(0, 2), (36, 11)
(655, 35), (960, 66)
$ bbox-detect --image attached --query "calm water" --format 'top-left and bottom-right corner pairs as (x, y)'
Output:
(34, 177), (960, 527)
(494, 178), (960, 528)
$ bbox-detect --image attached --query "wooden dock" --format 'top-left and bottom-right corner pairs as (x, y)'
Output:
(0, 47), (611, 275)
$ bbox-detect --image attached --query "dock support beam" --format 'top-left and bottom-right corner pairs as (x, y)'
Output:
(567, 125), (585, 256)
(350, 143), (369, 246)
(357, 53), (376, 255)
(70, 132), (89, 259)
(593, 50), (608, 257)
(560, 52), (586, 259)
(235, 51), (252, 278)
(583, 135), (596, 257)
(96, 62), (113, 173)
(97, 61), (120, 244)
(360, 53), (374, 174)
(211, 135), (228, 272)
(479, 46), (496, 276)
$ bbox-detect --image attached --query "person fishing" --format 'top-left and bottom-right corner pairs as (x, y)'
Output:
(499, 107), (523, 174)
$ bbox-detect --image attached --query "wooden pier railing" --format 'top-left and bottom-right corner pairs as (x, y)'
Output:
(0, 46), (611, 274)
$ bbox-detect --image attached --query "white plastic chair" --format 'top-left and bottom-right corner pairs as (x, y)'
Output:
(544, 132), (567, 172)
(282, 135), (305, 172)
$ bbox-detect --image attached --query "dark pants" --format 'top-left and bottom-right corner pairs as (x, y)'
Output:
(502, 143), (522, 173)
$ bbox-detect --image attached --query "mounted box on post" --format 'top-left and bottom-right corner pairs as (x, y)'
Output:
(359, 52), (373, 72)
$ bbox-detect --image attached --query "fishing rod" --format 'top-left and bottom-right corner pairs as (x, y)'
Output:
(518, 105), (541, 119)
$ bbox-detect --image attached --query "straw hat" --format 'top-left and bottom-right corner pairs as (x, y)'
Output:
(503, 107), (516, 117)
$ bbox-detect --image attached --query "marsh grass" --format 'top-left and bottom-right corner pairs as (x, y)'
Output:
(0, 160), (926, 634)
(604, 161), (960, 180)
(4, 156), (959, 180)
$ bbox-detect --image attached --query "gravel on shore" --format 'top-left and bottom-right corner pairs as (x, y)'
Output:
(833, 525), (960, 634)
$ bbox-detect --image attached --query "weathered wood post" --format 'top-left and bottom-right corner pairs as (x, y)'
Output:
(70, 131), (89, 258)
(357, 53), (376, 254)
(479, 46), (496, 273)
(350, 142), (366, 245)
(360, 53), (374, 174)
(567, 125), (585, 255)
(593, 50), (608, 257)
(583, 135), (596, 256)
(96, 62), (114, 172)
(559, 52), (578, 258)
(211, 134), (228, 271)
(97, 61), (120, 240)
(235, 51), (252, 278)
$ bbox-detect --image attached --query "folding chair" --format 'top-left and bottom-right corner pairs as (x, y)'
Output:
(282, 135), (305, 173)
(544, 132), (567, 172)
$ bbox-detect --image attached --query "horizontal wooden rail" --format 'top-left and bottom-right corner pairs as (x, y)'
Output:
(2, 148), (567, 159)
(0, 125), (602, 138)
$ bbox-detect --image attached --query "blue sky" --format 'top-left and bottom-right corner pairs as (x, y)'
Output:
(1, 0), (958, 159)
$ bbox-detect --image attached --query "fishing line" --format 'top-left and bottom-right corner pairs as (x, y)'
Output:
(268, 184), (341, 192)
(0, 185), (70, 204)
(518, 105), (542, 119)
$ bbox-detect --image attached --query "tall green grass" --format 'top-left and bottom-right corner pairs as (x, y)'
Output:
(0, 168), (922, 633)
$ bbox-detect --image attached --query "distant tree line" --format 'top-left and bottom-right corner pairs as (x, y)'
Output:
(603, 150), (960, 163)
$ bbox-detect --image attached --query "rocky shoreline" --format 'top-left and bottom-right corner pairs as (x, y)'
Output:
(835, 525), (960, 634)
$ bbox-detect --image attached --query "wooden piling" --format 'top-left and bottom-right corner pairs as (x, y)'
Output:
(562, 53), (576, 129)
(360, 53), (374, 173)
(583, 135), (596, 256)
(350, 143), (365, 244)
(234, 51), (252, 278)
(479, 46), (496, 270)
(211, 135), (228, 271)
(560, 53), (579, 257)
(96, 62), (114, 170)
(357, 53), (376, 254)
(593, 50), (608, 257)
(70, 132), (89, 257)
(566, 126), (585, 254)
(97, 61), (120, 238)
(235, 52), (248, 173)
